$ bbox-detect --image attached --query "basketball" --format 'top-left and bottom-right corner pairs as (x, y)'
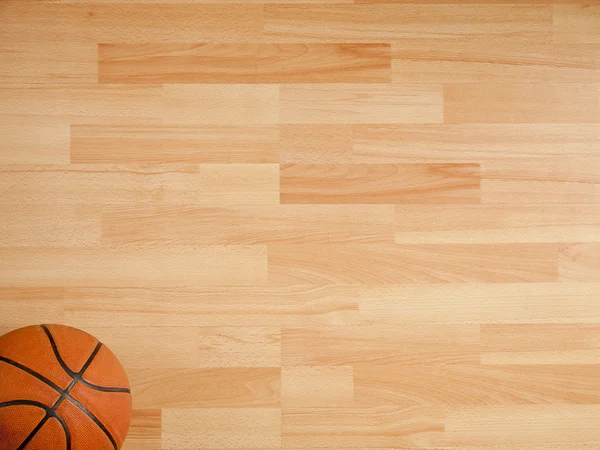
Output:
(0, 324), (132, 450)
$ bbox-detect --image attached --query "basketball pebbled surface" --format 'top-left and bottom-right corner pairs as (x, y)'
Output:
(0, 324), (132, 450)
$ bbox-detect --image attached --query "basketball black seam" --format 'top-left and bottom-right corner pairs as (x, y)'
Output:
(0, 327), (130, 450)
(0, 401), (70, 450)
(40, 325), (122, 450)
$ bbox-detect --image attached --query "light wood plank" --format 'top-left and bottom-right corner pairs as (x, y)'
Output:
(282, 324), (480, 366)
(0, 205), (100, 247)
(444, 406), (600, 446)
(281, 367), (354, 408)
(553, 4), (600, 44)
(130, 368), (280, 408)
(0, 42), (96, 84)
(70, 125), (280, 164)
(264, 4), (551, 42)
(395, 204), (600, 244)
(0, 165), (279, 205)
(162, 408), (281, 449)
(99, 43), (391, 84)
(358, 283), (600, 325)
(444, 84), (599, 124)
(101, 205), (395, 245)
(0, 2), (263, 44)
(482, 158), (600, 204)
(392, 40), (600, 83)
(282, 406), (444, 448)
(84, 327), (279, 370)
(0, 84), (161, 125)
(163, 85), (279, 125)
(279, 123), (599, 164)
(0, 288), (64, 329)
(482, 324), (600, 365)
(280, 164), (479, 204)
(559, 243), (600, 281)
(355, 363), (600, 406)
(0, 246), (267, 287)
(280, 84), (443, 124)
(63, 286), (359, 328)
(268, 244), (558, 285)
(122, 410), (161, 450)
(0, 118), (70, 164)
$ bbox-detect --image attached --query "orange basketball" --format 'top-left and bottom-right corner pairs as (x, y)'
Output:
(0, 324), (132, 450)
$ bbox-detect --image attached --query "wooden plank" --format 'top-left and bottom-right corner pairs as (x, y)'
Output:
(444, 406), (600, 447)
(0, 118), (70, 164)
(0, 246), (267, 287)
(282, 406), (444, 448)
(279, 124), (354, 164)
(394, 204), (600, 244)
(392, 40), (600, 83)
(354, 363), (600, 406)
(553, 4), (600, 44)
(84, 327), (279, 370)
(481, 324), (600, 365)
(163, 85), (279, 125)
(444, 84), (599, 124)
(559, 243), (600, 281)
(279, 123), (599, 164)
(0, 165), (279, 206)
(264, 4), (551, 42)
(130, 368), (280, 408)
(101, 205), (394, 245)
(482, 158), (600, 204)
(281, 367), (354, 408)
(281, 324), (480, 366)
(99, 43), (391, 84)
(0, 42), (96, 84)
(162, 408), (281, 449)
(0, 205), (100, 247)
(0, 2), (263, 44)
(70, 125), (280, 164)
(63, 286), (360, 328)
(280, 164), (479, 204)
(268, 244), (558, 285)
(280, 84), (443, 124)
(0, 84), (161, 125)
(357, 283), (600, 325)
(0, 288), (64, 329)
(122, 410), (161, 450)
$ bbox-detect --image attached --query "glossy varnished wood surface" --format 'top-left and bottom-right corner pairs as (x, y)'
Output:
(0, 1), (599, 449)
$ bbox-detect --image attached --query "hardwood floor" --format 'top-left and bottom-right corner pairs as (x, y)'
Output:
(0, 1), (598, 449)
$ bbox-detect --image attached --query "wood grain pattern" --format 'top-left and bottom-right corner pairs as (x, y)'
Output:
(264, 4), (551, 42)
(162, 84), (279, 125)
(122, 410), (161, 450)
(0, 245), (267, 287)
(355, 363), (600, 406)
(1, 1), (599, 448)
(268, 244), (558, 285)
(281, 366), (354, 408)
(280, 163), (479, 204)
(282, 406), (444, 448)
(129, 368), (280, 408)
(0, 164), (279, 205)
(99, 43), (391, 84)
(162, 408), (281, 449)
(392, 40), (600, 84)
(101, 205), (395, 245)
(444, 83), (599, 123)
(280, 84), (443, 123)
(70, 125), (280, 164)
(481, 324), (600, 365)
(395, 204), (600, 244)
